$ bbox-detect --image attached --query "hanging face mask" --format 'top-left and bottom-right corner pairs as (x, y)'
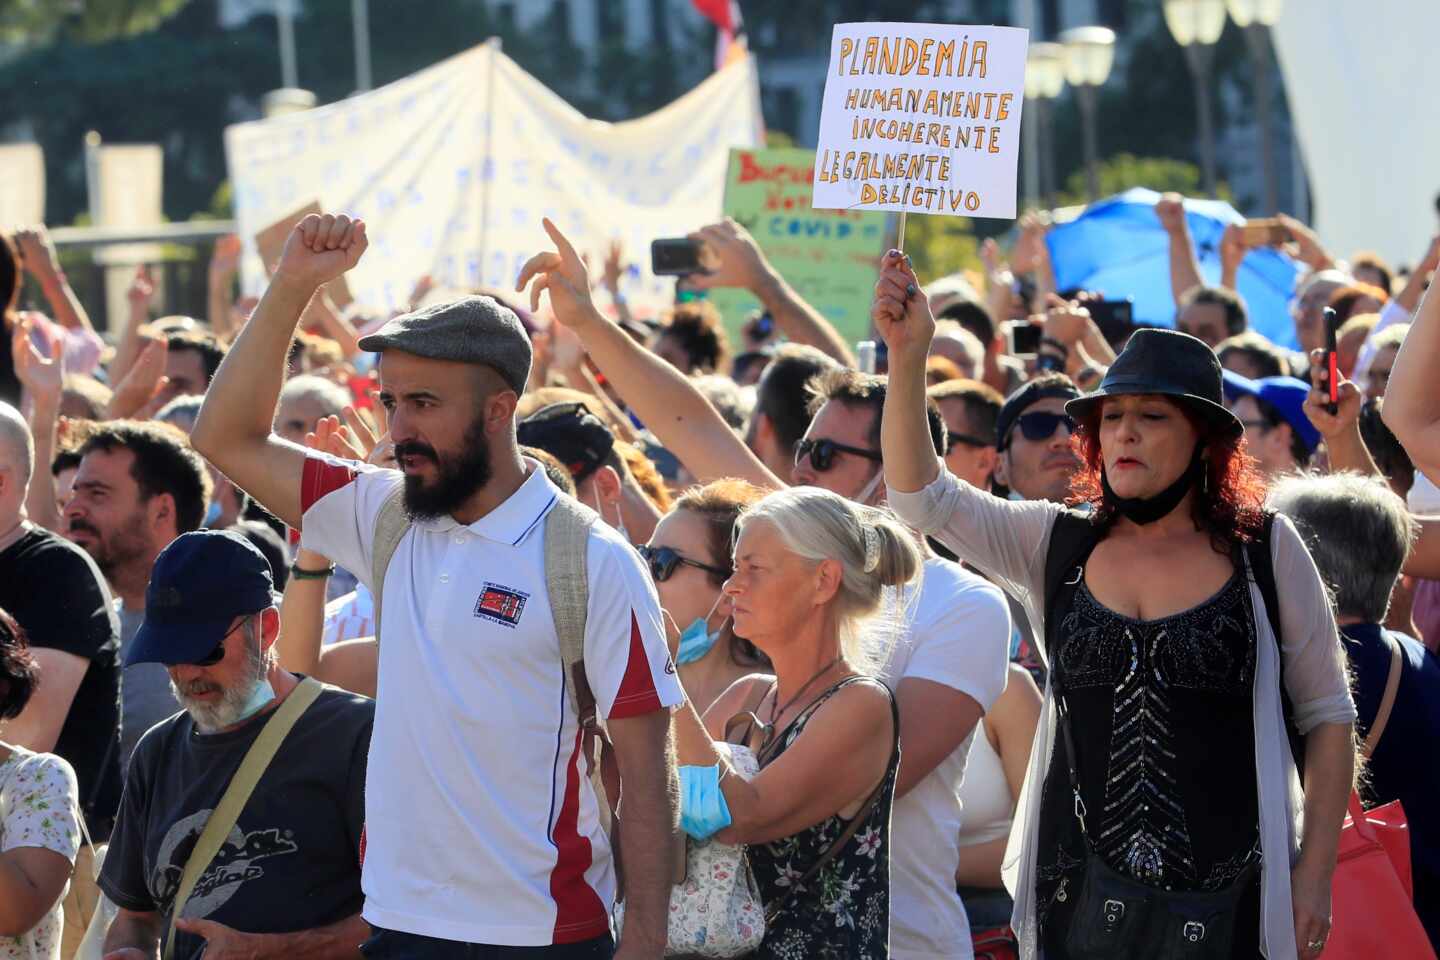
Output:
(234, 678), (276, 723)
(204, 500), (222, 527)
(676, 593), (728, 666)
(855, 465), (885, 506)
(593, 483), (630, 543)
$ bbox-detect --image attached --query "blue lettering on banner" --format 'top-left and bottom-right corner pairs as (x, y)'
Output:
(456, 166), (473, 192)
(588, 151), (611, 170)
(438, 255), (457, 285)
(647, 153), (667, 177)
(512, 159), (530, 186)
(465, 254), (482, 286)
(480, 157), (496, 182)
(544, 163), (562, 191)
(683, 142), (703, 166)
(560, 137), (581, 157)
(510, 207), (529, 227)
(344, 111), (363, 136)
(419, 226), (436, 250)
(406, 185), (425, 207)
(377, 190), (397, 214)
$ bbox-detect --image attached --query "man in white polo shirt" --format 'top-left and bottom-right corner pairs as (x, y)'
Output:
(192, 213), (682, 960)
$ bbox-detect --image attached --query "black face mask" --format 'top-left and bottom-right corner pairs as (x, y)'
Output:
(1101, 446), (1205, 526)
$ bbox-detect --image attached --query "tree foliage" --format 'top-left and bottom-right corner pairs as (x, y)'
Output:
(0, 0), (190, 44)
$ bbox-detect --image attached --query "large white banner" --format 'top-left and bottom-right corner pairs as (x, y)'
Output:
(226, 42), (764, 314)
(1272, 1), (1440, 269)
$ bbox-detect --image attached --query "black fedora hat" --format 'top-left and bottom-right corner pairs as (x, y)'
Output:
(1065, 328), (1242, 437)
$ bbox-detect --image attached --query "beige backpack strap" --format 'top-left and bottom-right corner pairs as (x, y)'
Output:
(162, 678), (325, 960)
(543, 495), (612, 829)
(1362, 632), (1405, 757)
(370, 487), (410, 641)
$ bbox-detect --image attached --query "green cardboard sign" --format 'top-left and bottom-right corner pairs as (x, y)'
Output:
(710, 147), (889, 347)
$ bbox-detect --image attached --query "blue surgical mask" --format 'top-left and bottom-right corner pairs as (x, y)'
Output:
(676, 593), (729, 666)
(234, 678), (276, 723)
(204, 500), (221, 527)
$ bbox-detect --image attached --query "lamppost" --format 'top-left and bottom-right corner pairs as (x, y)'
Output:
(1059, 27), (1116, 203)
(1025, 42), (1066, 209)
(1163, 0), (1227, 197)
(1226, 0), (1284, 213)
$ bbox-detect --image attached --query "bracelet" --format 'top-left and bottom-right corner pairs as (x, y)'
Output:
(289, 563), (335, 580)
(1039, 336), (1070, 356)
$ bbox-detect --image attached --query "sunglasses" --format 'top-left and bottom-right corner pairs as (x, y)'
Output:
(947, 431), (993, 450)
(180, 616), (251, 668)
(794, 438), (883, 473)
(637, 545), (729, 583)
(1002, 411), (1076, 449)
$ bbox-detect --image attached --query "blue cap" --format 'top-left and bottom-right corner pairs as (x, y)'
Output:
(1221, 371), (1322, 455)
(127, 530), (276, 667)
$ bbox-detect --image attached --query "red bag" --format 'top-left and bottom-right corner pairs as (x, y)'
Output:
(971, 924), (1019, 960)
(1325, 794), (1435, 958)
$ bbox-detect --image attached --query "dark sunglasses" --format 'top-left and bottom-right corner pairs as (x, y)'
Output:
(637, 545), (729, 583)
(947, 431), (993, 450)
(794, 438), (883, 473)
(182, 616), (251, 668)
(1002, 411), (1076, 449)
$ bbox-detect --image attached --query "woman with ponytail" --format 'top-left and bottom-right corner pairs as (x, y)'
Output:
(670, 485), (921, 958)
(873, 250), (1357, 960)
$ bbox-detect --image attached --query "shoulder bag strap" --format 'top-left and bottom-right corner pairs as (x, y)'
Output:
(763, 678), (899, 925)
(162, 677), (325, 960)
(1042, 512), (1103, 662)
(1362, 632), (1404, 757)
(369, 486), (410, 640)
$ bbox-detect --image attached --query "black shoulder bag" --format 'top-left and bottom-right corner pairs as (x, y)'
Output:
(1038, 512), (1287, 960)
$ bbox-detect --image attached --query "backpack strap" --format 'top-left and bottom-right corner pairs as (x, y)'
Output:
(1243, 511), (1305, 775)
(542, 495), (616, 835)
(1041, 511), (1104, 663)
(370, 486), (410, 640)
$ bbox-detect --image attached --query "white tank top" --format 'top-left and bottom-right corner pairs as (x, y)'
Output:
(957, 718), (1014, 847)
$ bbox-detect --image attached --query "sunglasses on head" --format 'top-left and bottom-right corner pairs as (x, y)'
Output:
(637, 545), (729, 583)
(947, 431), (993, 450)
(1002, 411), (1075, 449)
(794, 438), (883, 473)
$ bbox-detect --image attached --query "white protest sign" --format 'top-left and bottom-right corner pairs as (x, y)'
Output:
(0, 143), (44, 226)
(811, 22), (1029, 220)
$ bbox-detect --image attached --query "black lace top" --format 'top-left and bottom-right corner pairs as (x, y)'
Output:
(1037, 568), (1263, 957)
(749, 676), (899, 960)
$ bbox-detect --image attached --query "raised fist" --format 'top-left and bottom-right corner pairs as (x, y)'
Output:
(274, 214), (368, 291)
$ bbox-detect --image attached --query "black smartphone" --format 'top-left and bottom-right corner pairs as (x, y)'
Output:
(1008, 322), (1043, 356)
(1087, 299), (1135, 346)
(651, 238), (703, 276)
(1323, 306), (1340, 414)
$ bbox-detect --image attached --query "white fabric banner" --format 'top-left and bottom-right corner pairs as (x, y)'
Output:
(0, 143), (45, 227)
(1272, 1), (1440, 268)
(226, 42), (764, 315)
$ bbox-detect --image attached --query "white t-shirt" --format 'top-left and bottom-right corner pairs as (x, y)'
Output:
(300, 454), (684, 946)
(880, 557), (1011, 960)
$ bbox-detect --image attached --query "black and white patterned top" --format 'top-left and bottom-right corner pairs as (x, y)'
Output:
(1036, 568), (1263, 954)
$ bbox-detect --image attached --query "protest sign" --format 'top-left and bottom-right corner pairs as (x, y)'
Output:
(709, 147), (887, 344)
(226, 42), (762, 318)
(811, 22), (1029, 221)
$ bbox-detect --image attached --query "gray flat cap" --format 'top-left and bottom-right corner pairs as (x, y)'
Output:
(357, 295), (532, 392)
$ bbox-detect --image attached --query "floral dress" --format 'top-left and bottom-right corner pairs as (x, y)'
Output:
(747, 677), (899, 960)
(0, 747), (82, 960)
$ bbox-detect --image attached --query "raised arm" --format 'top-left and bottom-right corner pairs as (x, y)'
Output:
(1156, 194), (1205, 305)
(686, 218), (855, 366)
(1381, 280), (1440, 483)
(14, 226), (94, 337)
(1301, 357), (1380, 478)
(517, 219), (783, 490)
(208, 235), (242, 340)
(191, 214), (368, 529)
(875, 251), (1060, 595)
(12, 318), (64, 532)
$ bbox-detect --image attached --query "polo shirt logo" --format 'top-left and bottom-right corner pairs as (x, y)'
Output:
(474, 582), (530, 628)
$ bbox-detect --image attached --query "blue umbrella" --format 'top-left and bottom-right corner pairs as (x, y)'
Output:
(1046, 188), (1305, 349)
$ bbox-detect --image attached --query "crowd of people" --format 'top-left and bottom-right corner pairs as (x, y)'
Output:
(0, 183), (1438, 960)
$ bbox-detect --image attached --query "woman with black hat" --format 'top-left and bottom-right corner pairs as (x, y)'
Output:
(870, 251), (1356, 960)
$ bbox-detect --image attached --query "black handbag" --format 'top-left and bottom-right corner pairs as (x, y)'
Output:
(1054, 693), (1256, 960)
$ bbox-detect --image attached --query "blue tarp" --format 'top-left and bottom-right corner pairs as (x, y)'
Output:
(1046, 188), (1305, 349)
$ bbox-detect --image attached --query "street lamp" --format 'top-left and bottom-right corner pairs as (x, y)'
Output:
(1226, 0), (1285, 212)
(1059, 27), (1116, 203)
(1164, 0), (1227, 197)
(1025, 42), (1066, 209)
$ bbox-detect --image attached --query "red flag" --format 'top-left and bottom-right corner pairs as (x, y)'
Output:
(691, 0), (733, 32)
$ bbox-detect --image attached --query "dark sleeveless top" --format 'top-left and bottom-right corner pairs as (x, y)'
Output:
(1037, 566), (1264, 959)
(748, 676), (899, 960)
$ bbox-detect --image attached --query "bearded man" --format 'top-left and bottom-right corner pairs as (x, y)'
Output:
(98, 530), (374, 960)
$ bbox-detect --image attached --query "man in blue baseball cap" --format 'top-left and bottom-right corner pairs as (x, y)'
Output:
(99, 530), (374, 960)
(1222, 370), (1322, 481)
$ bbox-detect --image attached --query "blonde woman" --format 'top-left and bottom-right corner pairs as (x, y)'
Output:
(672, 486), (920, 958)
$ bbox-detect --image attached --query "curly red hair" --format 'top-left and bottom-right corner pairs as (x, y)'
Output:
(1069, 398), (1268, 549)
